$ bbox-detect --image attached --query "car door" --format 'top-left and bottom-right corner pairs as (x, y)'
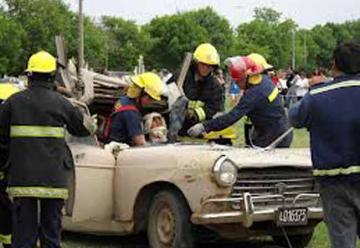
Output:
(68, 142), (116, 222)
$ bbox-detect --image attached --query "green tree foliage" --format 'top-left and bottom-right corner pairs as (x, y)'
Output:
(102, 16), (148, 71)
(144, 14), (207, 70)
(0, 10), (24, 75)
(184, 7), (233, 60)
(5, 0), (75, 69)
(144, 7), (233, 71)
(233, 7), (296, 69)
(0, 1), (359, 75)
(296, 29), (319, 72)
(310, 25), (337, 68)
(254, 7), (281, 24)
(3, 0), (108, 73)
(81, 17), (108, 71)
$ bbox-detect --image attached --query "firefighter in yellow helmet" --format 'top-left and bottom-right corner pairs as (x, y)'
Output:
(167, 43), (225, 137)
(107, 72), (166, 146)
(0, 51), (93, 248)
(188, 53), (293, 148)
(0, 82), (20, 248)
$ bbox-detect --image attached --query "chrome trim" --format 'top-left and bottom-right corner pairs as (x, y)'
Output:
(213, 155), (227, 173)
(192, 193), (323, 227)
(293, 193), (320, 205)
(212, 155), (237, 187)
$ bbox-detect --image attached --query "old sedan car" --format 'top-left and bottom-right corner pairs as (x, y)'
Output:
(62, 135), (323, 248)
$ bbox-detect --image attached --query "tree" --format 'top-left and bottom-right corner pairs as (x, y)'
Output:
(310, 25), (337, 68)
(102, 16), (149, 71)
(143, 14), (207, 70)
(5, 0), (76, 68)
(82, 17), (108, 71)
(0, 10), (24, 75)
(184, 7), (233, 60)
(254, 7), (281, 24)
(233, 7), (296, 69)
(4, 0), (109, 72)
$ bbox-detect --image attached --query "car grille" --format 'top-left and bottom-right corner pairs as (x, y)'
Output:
(231, 167), (319, 210)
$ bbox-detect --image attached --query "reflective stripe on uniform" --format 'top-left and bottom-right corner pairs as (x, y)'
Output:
(267, 87), (279, 103)
(0, 171), (4, 181)
(188, 100), (204, 109)
(0, 234), (11, 244)
(310, 80), (360, 95)
(313, 165), (360, 177)
(10, 125), (65, 138)
(7, 187), (68, 199)
(194, 107), (206, 121)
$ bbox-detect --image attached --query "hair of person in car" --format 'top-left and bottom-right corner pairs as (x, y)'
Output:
(333, 42), (360, 74)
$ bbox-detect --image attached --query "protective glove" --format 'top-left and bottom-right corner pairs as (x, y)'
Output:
(185, 108), (199, 123)
(187, 123), (205, 138)
(83, 114), (98, 135)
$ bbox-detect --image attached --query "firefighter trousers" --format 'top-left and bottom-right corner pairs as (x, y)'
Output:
(12, 198), (64, 248)
(0, 189), (12, 248)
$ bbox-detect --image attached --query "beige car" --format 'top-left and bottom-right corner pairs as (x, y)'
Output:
(63, 136), (322, 248)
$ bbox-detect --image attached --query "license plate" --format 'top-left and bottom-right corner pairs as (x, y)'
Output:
(276, 207), (308, 226)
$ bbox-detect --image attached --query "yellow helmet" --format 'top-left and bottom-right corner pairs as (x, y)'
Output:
(193, 43), (220, 66)
(26, 51), (57, 73)
(247, 53), (273, 71)
(0, 83), (20, 100)
(130, 72), (164, 101)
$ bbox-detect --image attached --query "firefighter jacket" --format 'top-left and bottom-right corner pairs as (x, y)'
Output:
(0, 103), (9, 190)
(167, 63), (225, 121)
(289, 74), (360, 183)
(107, 96), (143, 146)
(204, 75), (291, 148)
(0, 81), (90, 199)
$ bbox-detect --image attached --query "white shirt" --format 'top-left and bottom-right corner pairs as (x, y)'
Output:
(295, 77), (309, 97)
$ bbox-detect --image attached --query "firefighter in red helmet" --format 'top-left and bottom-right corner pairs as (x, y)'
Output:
(188, 54), (292, 148)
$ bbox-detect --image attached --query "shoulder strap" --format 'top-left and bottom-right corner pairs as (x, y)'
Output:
(104, 104), (139, 140)
(113, 105), (139, 113)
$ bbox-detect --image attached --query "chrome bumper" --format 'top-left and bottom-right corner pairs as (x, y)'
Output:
(191, 193), (323, 227)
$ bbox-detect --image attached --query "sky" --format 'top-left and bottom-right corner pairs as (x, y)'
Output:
(64, 0), (360, 29)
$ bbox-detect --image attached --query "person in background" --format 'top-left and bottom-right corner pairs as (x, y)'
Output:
(289, 42), (360, 248)
(295, 71), (309, 101)
(269, 70), (280, 86)
(310, 68), (328, 87)
(229, 80), (241, 106)
(277, 70), (288, 96)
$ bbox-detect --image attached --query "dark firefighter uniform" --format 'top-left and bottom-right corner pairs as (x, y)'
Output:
(203, 75), (292, 148)
(167, 63), (225, 133)
(289, 74), (360, 247)
(107, 96), (142, 146)
(0, 133), (11, 248)
(289, 74), (360, 181)
(0, 81), (90, 248)
(0, 83), (20, 248)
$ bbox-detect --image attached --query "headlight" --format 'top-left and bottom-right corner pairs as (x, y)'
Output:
(213, 156), (238, 187)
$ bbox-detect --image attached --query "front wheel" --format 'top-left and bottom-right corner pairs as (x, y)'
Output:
(272, 230), (314, 248)
(147, 190), (194, 248)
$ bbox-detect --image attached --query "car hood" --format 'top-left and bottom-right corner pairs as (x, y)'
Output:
(116, 143), (312, 169)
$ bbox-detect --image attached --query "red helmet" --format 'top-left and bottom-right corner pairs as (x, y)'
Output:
(226, 56), (263, 82)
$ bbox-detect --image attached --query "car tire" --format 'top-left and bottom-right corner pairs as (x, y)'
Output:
(272, 230), (314, 248)
(147, 190), (194, 248)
